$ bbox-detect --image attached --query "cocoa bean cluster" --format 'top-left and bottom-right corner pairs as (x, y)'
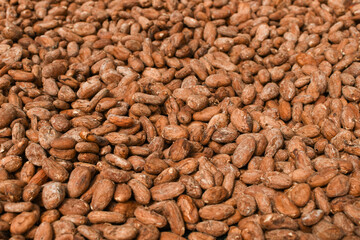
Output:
(1, 0), (360, 239)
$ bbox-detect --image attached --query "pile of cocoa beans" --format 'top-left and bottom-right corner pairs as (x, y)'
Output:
(2, 0), (360, 239)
